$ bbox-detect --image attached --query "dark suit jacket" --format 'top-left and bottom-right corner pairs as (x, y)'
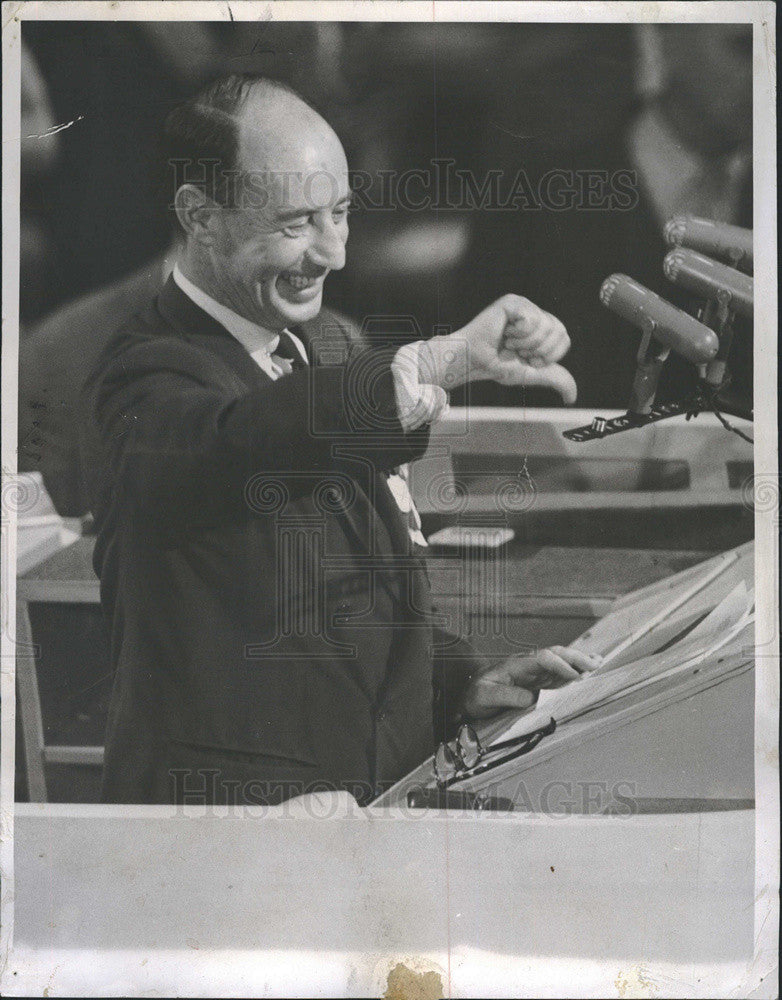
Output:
(80, 276), (457, 806)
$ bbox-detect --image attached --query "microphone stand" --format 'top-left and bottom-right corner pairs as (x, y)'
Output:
(563, 312), (752, 443)
(699, 290), (735, 391)
(696, 291), (754, 433)
(628, 319), (670, 417)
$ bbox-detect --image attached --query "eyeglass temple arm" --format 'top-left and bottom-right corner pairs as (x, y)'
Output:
(484, 717), (556, 753)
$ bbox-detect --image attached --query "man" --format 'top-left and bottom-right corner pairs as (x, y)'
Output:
(81, 75), (596, 806)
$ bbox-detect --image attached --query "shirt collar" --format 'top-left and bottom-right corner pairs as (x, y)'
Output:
(172, 264), (281, 358)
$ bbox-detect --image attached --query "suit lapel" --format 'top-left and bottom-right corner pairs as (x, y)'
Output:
(156, 276), (270, 388)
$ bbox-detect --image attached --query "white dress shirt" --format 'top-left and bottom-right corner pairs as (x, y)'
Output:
(173, 265), (308, 379)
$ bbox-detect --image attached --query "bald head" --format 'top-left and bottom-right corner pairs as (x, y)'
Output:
(161, 73), (346, 214)
(238, 81), (342, 168)
(236, 82), (348, 211)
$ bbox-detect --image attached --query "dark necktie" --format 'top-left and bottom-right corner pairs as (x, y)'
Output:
(273, 330), (307, 370)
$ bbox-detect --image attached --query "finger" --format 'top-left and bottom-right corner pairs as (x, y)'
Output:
(503, 338), (549, 369)
(490, 356), (577, 403)
(498, 293), (534, 325)
(504, 332), (548, 360)
(526, 321), (569, 366)
(507, 308), (557, 342)
(468, 678), (538, 715)
(497, 649), (577, 687)
(504, 317), (550, 349)
(548, 645), (603, 673)
(535, 648), (584, 686)
(507, 322), (569, 368)
(500, 296), (568, 346)
(544, 321), (570, 363)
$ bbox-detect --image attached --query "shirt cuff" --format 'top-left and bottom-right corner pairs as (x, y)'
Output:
(391, 341), (450, 433)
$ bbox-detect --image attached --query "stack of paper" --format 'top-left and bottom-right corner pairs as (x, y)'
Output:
(491, 582), (754, 746)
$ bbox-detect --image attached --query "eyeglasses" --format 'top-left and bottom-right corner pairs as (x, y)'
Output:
(433, 718), (556, 788)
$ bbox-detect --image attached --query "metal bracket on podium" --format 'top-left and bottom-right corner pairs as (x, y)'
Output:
(564, 373), (752, 443)
(563, 399), (697, 442)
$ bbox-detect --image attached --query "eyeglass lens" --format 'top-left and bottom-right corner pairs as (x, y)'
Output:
(457, 724), (482, 769)
(434, 741), (460, 783)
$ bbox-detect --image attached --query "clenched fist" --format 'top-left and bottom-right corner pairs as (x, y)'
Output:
(419, 294), (577, 404)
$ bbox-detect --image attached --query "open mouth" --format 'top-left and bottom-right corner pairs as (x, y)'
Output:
(278, 272), (322, 292)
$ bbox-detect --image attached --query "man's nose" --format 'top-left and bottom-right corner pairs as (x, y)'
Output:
(308, 219), (347, 271)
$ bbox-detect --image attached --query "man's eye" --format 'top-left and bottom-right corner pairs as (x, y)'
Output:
(332, 205), (351, 221)
(282, 220), (309, 236)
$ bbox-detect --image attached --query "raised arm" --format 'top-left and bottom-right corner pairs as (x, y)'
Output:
(80, 334), (430, 531)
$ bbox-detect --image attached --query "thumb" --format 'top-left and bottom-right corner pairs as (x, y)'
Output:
(523, 364), (578, 404)
(495, 357), (578, 405)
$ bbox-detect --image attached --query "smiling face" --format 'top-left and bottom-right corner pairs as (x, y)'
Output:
(190, 89), (350, 330)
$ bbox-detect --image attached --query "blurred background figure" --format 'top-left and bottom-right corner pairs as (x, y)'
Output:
(459, 23), (753, 407)
(20, 43), (62, 325)
(322, 24), (637, 345)
(631, 24), (752, 224)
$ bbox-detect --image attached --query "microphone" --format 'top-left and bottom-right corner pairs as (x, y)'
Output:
(663, 247), (752, 390)
(664, 216), (753, 273)
(663, 247), (753, 318)
(599, 275), (719, 364)
(600, 274), (719, 416)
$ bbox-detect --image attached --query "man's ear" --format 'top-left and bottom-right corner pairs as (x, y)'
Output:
(174, 184), (220, 246)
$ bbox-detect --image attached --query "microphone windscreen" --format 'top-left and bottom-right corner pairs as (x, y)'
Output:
(664, 215), (753, 273)
(600, 274), (719, 364)
(663, 247), (753, 318)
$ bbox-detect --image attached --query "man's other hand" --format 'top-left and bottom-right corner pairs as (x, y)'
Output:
(420, 295), (577, 404)
(463, 646), (601, 720)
